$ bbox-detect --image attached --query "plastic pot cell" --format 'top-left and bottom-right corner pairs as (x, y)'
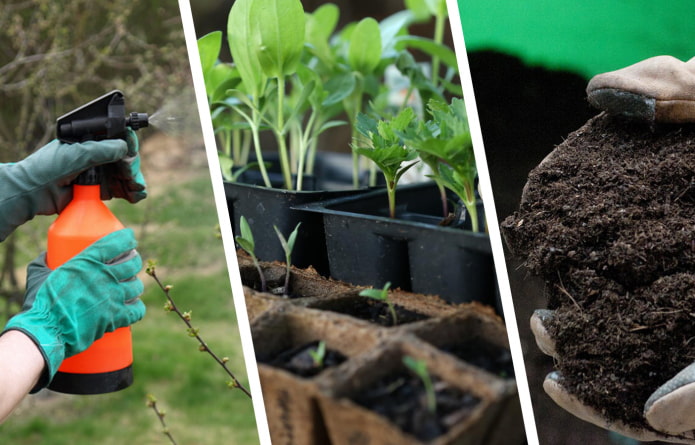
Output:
(300, 182), (496, 306)
(225, 181), (362, 276)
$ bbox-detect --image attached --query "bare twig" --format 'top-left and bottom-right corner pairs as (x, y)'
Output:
(146, 394), (178, 445)
(145, 261), (252, 398)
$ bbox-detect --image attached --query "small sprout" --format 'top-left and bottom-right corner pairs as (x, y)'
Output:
(359, 282), (397, 325)
(308, 340), (327, 368)
(187, 327), (200, 338)
(198, 345), (208, 352)
(273, 222), (301, 297)
(182, 311), (192, 321)
(146, 394), (157, 407)
(235, 215), (267, 292)
(403, 355), (436, 414)
(227, 379), (240, 389)
(222, 356), (229, 363)
(163, 301), (173, 312)
(146, 259), (157, 276)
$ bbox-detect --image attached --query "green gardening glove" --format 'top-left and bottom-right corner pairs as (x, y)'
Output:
(99, 128), (147, 203)
(0, 131), (146, 241)
(1, 228), (146, 391)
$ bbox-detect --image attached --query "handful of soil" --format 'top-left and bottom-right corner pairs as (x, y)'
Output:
(501, 113), (695, 430)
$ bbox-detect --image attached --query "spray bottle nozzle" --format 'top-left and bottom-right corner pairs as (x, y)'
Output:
(126, 112), (149, 130)
(56, 90), (149, 143)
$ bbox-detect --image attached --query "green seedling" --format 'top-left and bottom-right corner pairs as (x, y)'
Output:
(401, 98), (480, 231)
(273, 222), (301, 296)
(353, 108), (419, 218)
(403, 355), (436, 414)
(308, 340), (327, 369)
(359, 281), (398, 325)
(235, 215), (267, 292)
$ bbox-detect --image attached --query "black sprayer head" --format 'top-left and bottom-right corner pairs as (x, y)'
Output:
(56, 90), (149, 184)
(56, 90), (149, 143)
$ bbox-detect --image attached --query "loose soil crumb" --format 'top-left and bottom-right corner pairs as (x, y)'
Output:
(502, 113), (695, 430)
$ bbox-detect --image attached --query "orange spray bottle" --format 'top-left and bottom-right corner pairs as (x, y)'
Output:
(46, 91), (148, 394)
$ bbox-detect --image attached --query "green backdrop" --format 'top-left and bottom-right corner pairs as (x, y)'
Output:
(458, 0), (695, 78)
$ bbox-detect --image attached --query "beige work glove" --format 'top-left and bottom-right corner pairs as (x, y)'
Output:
(587, 55), (695, 124)
(531, 309), (695, 444)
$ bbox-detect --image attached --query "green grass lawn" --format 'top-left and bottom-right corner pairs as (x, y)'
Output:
(0, 167), (260, 444)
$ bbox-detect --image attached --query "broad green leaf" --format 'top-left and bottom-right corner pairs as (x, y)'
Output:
(207, 64), (241, 102)
(424, 0), (447, 17)
(198, 31), (222, 76)
(305, 3), (339, 66)
(228, 0), (266, 97)
(235, 237), (255, 254)
(219, 152), (235, 181)
(379, 10), (417, 54)
(316, 120), (347, 136)
(404, 0), (431, 21)
(348, 18), (382, 74)
(322, 72), (356, 106)
(395, 35), (458, 71)
(251, 0), (306, 78)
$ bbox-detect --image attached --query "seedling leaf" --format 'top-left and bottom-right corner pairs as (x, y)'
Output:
(403, 355), (437, 413)
(308, 340), (326, 368)
(348, 17), (382, 74)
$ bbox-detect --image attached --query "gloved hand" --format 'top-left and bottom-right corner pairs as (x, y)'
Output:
(587, 55), (695, 124)
(530, 309), (695, 444)
(0, 129), (146, 241)
(1, 228), (146, 391)
(100, 128), (147, 203)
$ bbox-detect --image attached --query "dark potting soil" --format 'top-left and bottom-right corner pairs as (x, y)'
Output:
(442, 340), (515, 380)
(319, 297), (429, 327)
(501, 113), (695, 430)
(352, 369), (480, 441)
(264, 340), (347, 378)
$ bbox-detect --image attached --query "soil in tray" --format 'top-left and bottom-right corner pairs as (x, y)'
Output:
(263, 340), (347, 378)
(352, 369), (481, 441)
(442, 340), (515, 380)
(318, 297), (429, 327)
(501, 113), (695, 429)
